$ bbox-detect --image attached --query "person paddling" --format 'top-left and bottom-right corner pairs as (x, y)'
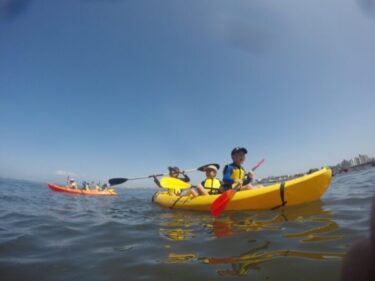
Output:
(152, 166), (190, 188)
(222, 147), (258, 191)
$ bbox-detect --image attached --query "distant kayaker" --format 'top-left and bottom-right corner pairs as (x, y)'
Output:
(183, 164), (222, 197)
(68, 178), (78, 189)
(222, 147), (257, 191)
(100, 183), (110, 191)
(81, 181), (90, 191)
(152, 166), (190, 188)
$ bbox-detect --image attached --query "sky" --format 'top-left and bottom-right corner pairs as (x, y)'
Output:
(1, 0), (375, 186)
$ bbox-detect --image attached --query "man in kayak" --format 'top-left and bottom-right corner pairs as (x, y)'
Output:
(222, 147), (257, 191)
(152, 166), (190, 188)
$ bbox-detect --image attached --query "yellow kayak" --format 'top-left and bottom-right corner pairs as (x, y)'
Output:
(152, 167), (332, 211)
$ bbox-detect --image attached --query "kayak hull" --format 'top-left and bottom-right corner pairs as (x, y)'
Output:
(47, 184), (117, 196)
(153, 167), (332, 211)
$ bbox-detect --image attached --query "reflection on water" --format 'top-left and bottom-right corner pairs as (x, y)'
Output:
(160, 201), (345, 276)
(168, 253), (197, 263)
(203, 245), (344, 277)
(160, 228), (194, 241)
(285, 217), (343, 243)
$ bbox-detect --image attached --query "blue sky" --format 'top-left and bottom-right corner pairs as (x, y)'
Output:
(1, 0), (375, 186)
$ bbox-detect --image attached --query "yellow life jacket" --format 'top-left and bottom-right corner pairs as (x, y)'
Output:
(202, 178), (221, 194)
(223, 164), (247, 188)
(232, 167), (246, 180)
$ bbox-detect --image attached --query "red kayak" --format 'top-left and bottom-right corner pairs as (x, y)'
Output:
(47, 183), (117, 196)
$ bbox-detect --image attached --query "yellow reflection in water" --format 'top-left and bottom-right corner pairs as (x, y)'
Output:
(167, 253), (197, 263)
(159, 201), (344, 276)
(284, 217), (343, 242)
(203, 246), (345, 276)
(159, 227), (194, 241)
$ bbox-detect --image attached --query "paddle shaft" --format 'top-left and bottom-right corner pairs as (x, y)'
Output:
(240, 158), (265, 187)
(250, 159), (265, 172)
(126, 168), (197, 181)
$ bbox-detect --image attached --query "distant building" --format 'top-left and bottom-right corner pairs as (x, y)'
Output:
(354, 157), (361, 166)
(358, 154), (369, 164)
(341, 160), (351, 168)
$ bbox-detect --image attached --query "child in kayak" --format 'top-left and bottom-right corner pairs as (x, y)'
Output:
(183, 164), (222, 197)
(197, 164), (222, 195)
(222, 147), (256, 191)
(152, 166), (190, 188)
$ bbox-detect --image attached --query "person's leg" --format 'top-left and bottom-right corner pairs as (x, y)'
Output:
(179, 188), (198, 197)
(190, 189), (199, 197)
(196, 184), (209, 196)
(185, 188), (199, 197)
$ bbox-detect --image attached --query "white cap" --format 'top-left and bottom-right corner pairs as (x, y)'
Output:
(204, 165), (218, 172)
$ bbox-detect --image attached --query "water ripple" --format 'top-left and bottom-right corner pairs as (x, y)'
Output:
(0, 168), (374, 280)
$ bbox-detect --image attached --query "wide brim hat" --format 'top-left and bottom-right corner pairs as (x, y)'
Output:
(203, 164), (220, 172)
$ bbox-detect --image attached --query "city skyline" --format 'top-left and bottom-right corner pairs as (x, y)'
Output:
(338, 154), (374, 169)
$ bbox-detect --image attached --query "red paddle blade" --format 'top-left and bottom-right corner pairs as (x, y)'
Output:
(210, 189), (236, 217)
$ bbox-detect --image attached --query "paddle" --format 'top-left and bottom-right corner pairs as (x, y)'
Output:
(108, 163), (219, 186)
(159, 177), (192, 189)
(210, 159), (265, 217)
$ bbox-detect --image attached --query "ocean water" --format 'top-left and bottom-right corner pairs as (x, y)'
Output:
(0, 168), (374, 281)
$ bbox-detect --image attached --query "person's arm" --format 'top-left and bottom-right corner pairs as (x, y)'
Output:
(180, 174), (190, 182)
(243, 170), (254, 185)
(152, 176), (161, 188)
(197, 182), (209, 196)
(223, 165), (235, 184)
(243, 176), (251, 186)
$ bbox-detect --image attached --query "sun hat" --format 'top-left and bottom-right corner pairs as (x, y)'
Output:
(204, 164), (219, 172)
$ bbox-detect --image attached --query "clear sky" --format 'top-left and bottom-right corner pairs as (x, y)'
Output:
(1, 0), (375, 186)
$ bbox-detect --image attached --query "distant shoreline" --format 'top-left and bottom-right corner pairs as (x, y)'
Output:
(332, 160), (375, 175)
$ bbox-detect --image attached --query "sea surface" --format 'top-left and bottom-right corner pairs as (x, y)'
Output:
(0, 168), (374, 281)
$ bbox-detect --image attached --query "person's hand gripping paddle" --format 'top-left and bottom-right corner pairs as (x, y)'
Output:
(210, 159), (265, 217)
